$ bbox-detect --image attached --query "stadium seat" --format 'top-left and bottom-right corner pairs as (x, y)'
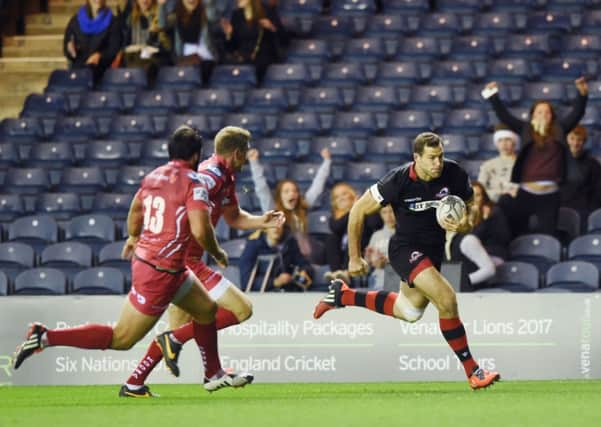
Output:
(139, 139), (168, 166)
(0, 142), (19, 168)
(132, 90), (180, 115)
(188, 88), (240, 114)
(483, 261), (540, 292)
(440, 134), (470, 161)
(430, 60), (485, 84)
(308, 137), (356, 162)
(587, 208), (601, 233)
(253, 138), (298, 161)
(21, 93), (69, 117)
(308, 210), (331, 237)
(418, 12), (469, 36)
(155, 65), (202, 91)
(470, 12), (526, 34)
(441, 109), (489, 133)
(526, 11), (578, 33)
(396, 37), (447, 60)
(0, 242), (35, 283)
(214, 265), (241, 287)
(524, 82), (566, 105)
(27, 142), (75, 170)
(275, 112), (321, 138)
(71, 267), (126, 295)
(487, 59), (535, 82)
(4, 167), (50, 194)
(100, 68), (148, 92)
(46, 68), (93, 95)
(556, 207), (581, 245)
(40, 241), (93, 281)
(92, 193), (134, 220)
(13, 268), (67, 295)
(450, 36), (497, 60)
(77, 91), (124, 117)
(244, 88), (291, 113)
(0, 271), (8, 296)
(63, 214), (116, 253)
(375, 62), (431, 85)
(7, 214), (58, 253)
(342, 38), (390, 63)
(354, 86), (404, 112)
(436, 0), (491, 12)
(286, 39), (330, 63)
(210, 238), (247, 265)
(321, 63), (367, 87)
(167, 114), (213, 138)
(581, 9), (601, 34)
(287, 162), (330, 185)
(0, 193), (26, 222)
(225, 113), (274, 137)
(363, 136), (413, 163)
(541, 261), (599, 292)
(280, 0), (322, 16)
(312, 15), (363, 39)
(35, 193), (82, 220)
(59, 167), (106, 194)
(411, 85), (460, 109)
(540, 58), (596, 82)
(331, 0), (377, 15)
(82, 140), (130, 167)
(330, 111), (380, 138)
(509, 234), (561, 274)
(364, 14), (418, 37)
(1, 117), (45, 143)
(97, 240), (131, 286)
(298, 87), (349, 113)
(386, 110), (434, 135)
(568, 234), (601, 272)
(209, 65), (257, 89)
(264, 63), (317, 88)
(502, 34), (557, 58)
(114, 165), (154, 193)
(53, 116), (99, 142)
(109, 115), (155, 142)
(345, 162), (388, 185)
(383, 0), (430, 13)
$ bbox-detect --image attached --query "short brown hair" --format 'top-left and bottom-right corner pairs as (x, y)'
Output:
(214, 126), (251, 155)
(413, 132), (442, 155)
(569, 125), (588, 140)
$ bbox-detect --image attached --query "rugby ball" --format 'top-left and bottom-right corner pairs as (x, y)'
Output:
(436, 195), (466, 228)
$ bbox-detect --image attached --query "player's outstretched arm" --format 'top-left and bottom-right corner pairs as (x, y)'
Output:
(223, 205), (285, 230)
(121, 193), (143, 260)
(347, 190), (381, 276)
(189, 209), (228, 267)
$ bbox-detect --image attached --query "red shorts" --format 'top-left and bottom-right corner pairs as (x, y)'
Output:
(129, 257), (192, 316)
(187, 260), (232, 300)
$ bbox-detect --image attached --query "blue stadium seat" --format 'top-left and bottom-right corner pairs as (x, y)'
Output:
(63, 214), (116, 253)
(92, 193), (133, 220)
(53, 116), (99, 142)
(298, 87), (348, 113)
(13, 268), (67, 295)
(587, 208), (601, 233)
(28, 142), (75, 169)
(342, 38), (390, 63)
(0, 193), (26, 222)
(330, 111), (380, 138)
(524, 82), (566, 105)
(568, 234), (601, 271)
(509, 234), (561, 275)
(98, 240), (131, 286)
(460, 159), (483, 180)
(215, 265), (241, 286)
(244, 88), (291, 113)
(440, 134), (470, 161)
(236, 190), (258, 211)
(286, 39), (330, 63)
(167, 114), (213, 138)
(5, 167), (50, 194)
(418, 12), (469, 36)
(363, 136), (413, 163)
(383, 0), (430, 13)
(77, 91), (123, 117)
(375, 62), (431, 85)
(0, 242), (35, 284)
(46, 69), (93, 93)
(264, 63), (317, 88)
(275, 112), (321, 138)
(100, 68), (148, 92)
(210, 238), (247, 265)
(321, 63), (367, 87)
(489, 0), (547, 13)
(253, 138), (298, 161)
(540, 58), (597, 82)
(140, 139), (168, 166)
(386, 110), (434, 135)
(1, 117), (45, 143)
(354, 86), (404, 112)
(188, 89), (239, 114)
(581, 10), (601, 34)
(155, 65), (202, 91)
(7, 215), (58, 253)
(331, 0), (377, 15)
(547, 0), (601, 10)
(225, 113), (274, 137)
(59, 167), (106, 193)
(0, 142), (19, 169)
(82, 140), (130, 167)
(209, 65), (257, 89)
(109, 115), (155, 142)
(280, 0), (322, 16)
(0, 271), (8, 295)
(487, 59), (535, 82)
(35, 193), (82, 220)
(556, 206), (581, 245)
(542, 261), (599, 292)
(114, 165), (153, 192)
(287, 162), (330, 185)
(21, 93), (69, 117)
(430, 60), (485, 84)
(364, 14), (418, 37)
(132, 90), (180, 115)
(345, 162), (388, 184)
(312, 15), (363, 39)
(40, 241), (93, 281)
(441, 109), (489, 133)
(470, 12), (526, 34)
(450, 35), (497, 60)
(483, 261), (539, 292)
(309, 137), (357, 161)
(526, 11), (577, 33)
(436, 0), (491, 12)
(396, 37), (447, 60)
(411, 85), (460, 109)
(502, 34), (557, 58)
(308, 210), (331, 236)
(72, 267), (126, 295)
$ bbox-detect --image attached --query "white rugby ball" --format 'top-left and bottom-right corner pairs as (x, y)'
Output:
(436, 195), (466, 228)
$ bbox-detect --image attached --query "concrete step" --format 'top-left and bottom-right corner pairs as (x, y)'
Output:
(0, 57), (67, 73)
(26, 13), (72, 35)
(48, 0), (124, 15)
(0, 99), (23, 120)
(2, 35), (64, 57)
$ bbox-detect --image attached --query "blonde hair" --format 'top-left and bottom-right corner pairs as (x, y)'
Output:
(214, 126), (251, 155)
(330, 182), (357, 220)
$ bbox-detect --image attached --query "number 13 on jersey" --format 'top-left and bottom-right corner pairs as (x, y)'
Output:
(143, 195), (165, 233)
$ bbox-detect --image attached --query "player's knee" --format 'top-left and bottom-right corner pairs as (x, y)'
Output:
(394, 293), (424, 323)
(110, 330), (137, 350)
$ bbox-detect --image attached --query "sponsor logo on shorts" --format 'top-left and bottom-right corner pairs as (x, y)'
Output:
(409, 251), (423, 264)
(193, 187), (209, 202)
(435, 187), (450, 199)
(131, 287), (146, 305)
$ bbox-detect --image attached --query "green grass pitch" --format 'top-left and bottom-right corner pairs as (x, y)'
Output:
(1, 381), (600, 427)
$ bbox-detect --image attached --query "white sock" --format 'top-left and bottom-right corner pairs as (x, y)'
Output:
(459, 234), (496, 285)
(125, 383), (143, 390)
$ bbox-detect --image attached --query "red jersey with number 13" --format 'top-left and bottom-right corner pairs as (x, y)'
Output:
(134, 159), (210, 271)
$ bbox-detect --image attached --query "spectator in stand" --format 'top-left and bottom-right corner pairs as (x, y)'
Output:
(158, 0), (219, 84)
(325, 183), (382, 285)
(239, 225), (314, 292)
(364, 204), (395, 290)
(63, 0), (122, 85)
(482, 77), (589, 238)
(247, 147), (332, 259)
(121, 0), (172, 83)
(477, 125), (520, 203)
(221, 0), (288, 83)
(561, 125), (601, 223)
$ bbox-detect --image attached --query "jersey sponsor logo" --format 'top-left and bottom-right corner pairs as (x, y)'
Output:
(403, 197), (422, 202)
(205, 165), (223, 177)
(197, 173), (217, 190)
(435, 187), (450, 199)
(408, 200), (440, 211)
(148, 172), (169, 182)
(187, 171), (204, 183)
(409, 251), (423, 264)
(193, 186), (209, 202)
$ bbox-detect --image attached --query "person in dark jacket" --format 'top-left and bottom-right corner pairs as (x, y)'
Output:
(63, 0), (121, 85)
(239, 225), (314, 292)
(561, 125), (601, 224)
(222, 0), (288, 83)
(482, 77), (589, 238)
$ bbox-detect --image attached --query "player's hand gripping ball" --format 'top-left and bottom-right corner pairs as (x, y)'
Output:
(436, 195), (466, 230)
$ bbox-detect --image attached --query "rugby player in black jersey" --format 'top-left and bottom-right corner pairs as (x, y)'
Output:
(314, 132), (500, 390)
